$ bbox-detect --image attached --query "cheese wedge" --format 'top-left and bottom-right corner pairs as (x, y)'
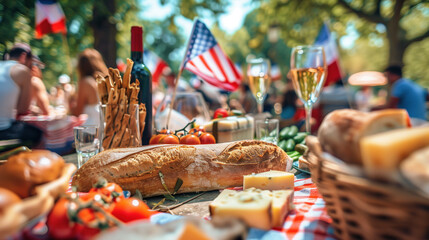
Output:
(361, 127), (429, 180)
(271, 190), (294, 228)
(243, 170), (294, 190)
(209, 188), (273, 230)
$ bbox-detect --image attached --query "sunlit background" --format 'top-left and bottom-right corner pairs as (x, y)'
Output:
(1, 0), (429, 89)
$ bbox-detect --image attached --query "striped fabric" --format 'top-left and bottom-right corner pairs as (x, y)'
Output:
(182, 19), (241, 92)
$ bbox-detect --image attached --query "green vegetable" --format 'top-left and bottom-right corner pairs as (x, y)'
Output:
(295, 144), (309, 155)
(269, 129), (278, 137)
(0, 146), (31, 160)
(285, 139), (296, 152)
(287, 151), (300, 158)
(293, 132), (308, 144)
(286, 151), (300, 156)
(286, 125), (299, 138)
(279, 127), (290, 140)
(278, 140), (288, 151)
(291, 155), (300, 161)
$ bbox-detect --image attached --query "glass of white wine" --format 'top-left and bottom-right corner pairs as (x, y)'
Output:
(290, 45), (327, 133)
(247, 58), (272, 113)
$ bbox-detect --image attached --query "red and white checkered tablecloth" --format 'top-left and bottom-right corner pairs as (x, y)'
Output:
(18, 115), (87, 154)
(150, 177), (335, 240)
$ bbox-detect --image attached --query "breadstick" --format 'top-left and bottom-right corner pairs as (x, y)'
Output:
(114, 89), (127, 131)
(129, 104), (138, 135)
(105, 74), (114, 90)
(109, 68), (122, 88)
(96, 75), (108, 104)
(102, 133), (114, 150)
(139, 103), (147, 136)
(119, 128), (131, 148)
(122, 58), (133, 89)
(111, 114), (130, 148)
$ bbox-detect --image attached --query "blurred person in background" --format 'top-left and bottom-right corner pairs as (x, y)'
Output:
(69, 48), (108, 126)
(229, 84), (257, 114)
(30, 56), (51, 115)
(0, 43), (42, 147)
(375, 65), (427, 121)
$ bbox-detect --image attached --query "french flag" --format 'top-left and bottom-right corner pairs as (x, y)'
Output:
(315, 24), (342, 86)
(35, 0), (67, 39)
(143, 50), (169, 87)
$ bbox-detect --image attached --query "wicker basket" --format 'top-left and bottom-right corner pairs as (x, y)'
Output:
(306, 136), (429, 240)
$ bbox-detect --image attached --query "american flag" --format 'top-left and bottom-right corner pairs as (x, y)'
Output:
(181, 19), (241, 92)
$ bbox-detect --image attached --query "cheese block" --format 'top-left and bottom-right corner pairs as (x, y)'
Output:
(210, 188), (294, 230)
(204, 116), (254, 143)
(243, 170), (294, 190)
(360, 126), (429, 181)
(209, 188), (273, 230)
(271, 190), (294, 228)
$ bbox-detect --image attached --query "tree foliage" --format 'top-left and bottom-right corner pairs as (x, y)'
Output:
(256, 0), (429, 87)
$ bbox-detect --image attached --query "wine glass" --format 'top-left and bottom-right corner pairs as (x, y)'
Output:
(154, 92), (211, 131)
(290, 45), (327, 133)
(247, 58), (272, 113)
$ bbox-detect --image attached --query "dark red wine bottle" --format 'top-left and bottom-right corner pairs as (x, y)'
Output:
(130, 26), (152, 145)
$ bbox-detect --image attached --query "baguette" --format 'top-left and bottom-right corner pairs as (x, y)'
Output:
(72, 141), (291, 197)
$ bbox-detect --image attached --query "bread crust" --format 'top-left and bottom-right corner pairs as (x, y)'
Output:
(72, 141), (290, 197)
(317, 109), (408, 165)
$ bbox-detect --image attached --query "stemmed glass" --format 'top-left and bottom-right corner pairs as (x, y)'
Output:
(290, 45), (327, 133)
(247, 58), (272, 113)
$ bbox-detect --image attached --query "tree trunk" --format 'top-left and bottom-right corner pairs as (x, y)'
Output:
(91, 0), (117, 68)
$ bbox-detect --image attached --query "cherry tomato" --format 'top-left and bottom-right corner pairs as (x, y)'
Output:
(199, 133), (216, 144)
(159, 134), (180, 144)
(180, 134), (201, 145)
(47, 198), (76, 239)
(149, 134), (167, 145)
(189, 126), (205, 136)
(89, 182), (124, 200)
(213, 108), (229, 119)
(74, 208), (105, 240)
(111, 198), (153, 223)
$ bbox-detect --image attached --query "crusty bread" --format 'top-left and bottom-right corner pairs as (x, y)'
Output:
(400, 146), (429, 195)
(72, 140), (291, 197)
(317, 109), (409, 165)
(0, 150), (65, 198)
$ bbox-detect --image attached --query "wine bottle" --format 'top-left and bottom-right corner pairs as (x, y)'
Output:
(130, 26), (152, 145)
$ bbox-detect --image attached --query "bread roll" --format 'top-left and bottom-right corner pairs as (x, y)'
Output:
(0, 188), (21, 214)
(317, 109), (408, 165)
(72, 140), (291, 197)
(400, 146), (429, 195)
(0, 150), (65, 198)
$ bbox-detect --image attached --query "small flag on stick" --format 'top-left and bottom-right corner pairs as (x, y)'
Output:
(181, 19), (241, 92)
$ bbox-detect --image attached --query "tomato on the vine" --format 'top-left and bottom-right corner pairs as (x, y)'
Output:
(47, 198), (76, 239)
(180, 134), (201, 145)
(189, 126), (205, 136)
(149, 134), (167, 145)
(199, 133), (216, 144)
(159, 134), (180, 144)
(111, 198), (153, 223)
(89, 182), (123, 200)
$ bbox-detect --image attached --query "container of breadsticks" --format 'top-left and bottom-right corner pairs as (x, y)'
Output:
(96, 59), (146, 150)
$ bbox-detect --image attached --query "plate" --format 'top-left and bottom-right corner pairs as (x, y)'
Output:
(292, 160), (311, 175)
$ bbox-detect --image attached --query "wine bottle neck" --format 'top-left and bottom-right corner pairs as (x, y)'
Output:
(131, 51), (143, 62)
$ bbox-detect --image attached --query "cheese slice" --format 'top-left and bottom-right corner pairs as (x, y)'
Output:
(271, 190), (294, 228)
(243, 170), (294, 190)
(209, 188), (273, 230)
(361, 127), (429, 180)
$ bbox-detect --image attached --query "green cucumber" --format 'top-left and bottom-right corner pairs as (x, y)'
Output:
(286, 125), (299, 138)
(285, 139), (296, 152)
(279, 127), (290, 140)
